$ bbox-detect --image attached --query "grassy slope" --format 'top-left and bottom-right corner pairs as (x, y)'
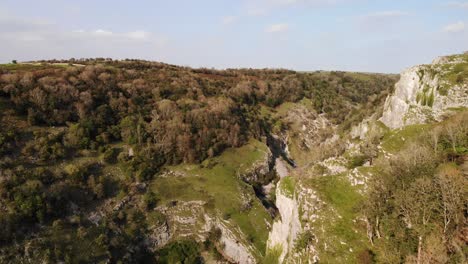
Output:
(302, 174), (368, 263)
(381, 123), (431, 153)
(150, 138), (272, 256)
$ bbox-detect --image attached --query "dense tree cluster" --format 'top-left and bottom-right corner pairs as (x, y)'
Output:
(364, 112), (468, 263)
(0, 60), (397, 164)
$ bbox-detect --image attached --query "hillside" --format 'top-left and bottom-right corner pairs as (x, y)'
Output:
(0, 53), (466, 264)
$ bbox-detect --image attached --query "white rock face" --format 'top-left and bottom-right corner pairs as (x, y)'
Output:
(380, 66), (424, 129)
(275, 158), (289, 178)
(217, 221), (257, 264)
(201, 214), (257, 264)
(380, 56), (468, 129)
(267, 178), (302, 263)
(350, 121), (369, 140)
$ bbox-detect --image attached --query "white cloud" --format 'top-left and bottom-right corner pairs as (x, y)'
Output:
(443, 21), (465, 33)
(125, 30), (151, 40)
(94, 29), (113, 36)
(71, 29), (152, 41)
(222, 16), (237, 25)
(446, 1), (468, 9)
(0, 14), (168, 62)
(266, 23), (289, 33)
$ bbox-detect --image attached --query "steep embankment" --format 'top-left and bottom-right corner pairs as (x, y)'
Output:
(381, 53), (468, 128)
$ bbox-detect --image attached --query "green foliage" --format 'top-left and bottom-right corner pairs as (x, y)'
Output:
(279, 177), (295, 198)
(102, 147), (120, 164)
(143, 191), (159, 210)
(263, 245), (282, 264)
(156, 240), (202, 264)
(347, 155), (367, 168)
(294, 231), (314, 252)
(365, 111), (468, 262)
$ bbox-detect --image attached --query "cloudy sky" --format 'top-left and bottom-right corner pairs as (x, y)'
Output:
(0, 0), (467, 73)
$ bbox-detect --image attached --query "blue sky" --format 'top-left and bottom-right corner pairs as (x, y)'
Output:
(0, 0), (467, 72)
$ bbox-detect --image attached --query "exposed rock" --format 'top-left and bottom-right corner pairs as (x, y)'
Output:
(153, 201), (258, 263)
(217, 221), (257, 264)
(274, 158), (289, 178)
(148, 222), (171, 249)
(347, 168), (368, 188)
(267, 178), (302, 263)
(350, 114), (384, 140)
(156, 200), (207, 242)
(284, 105), (335, 151)
(381, 55), (468, 129)
(88, 211), (103, 226)
(350, 121), (370, 140)
(239, 147), (274, 185)
(317, 157), (348, 176)
(202, 215), (257, 264)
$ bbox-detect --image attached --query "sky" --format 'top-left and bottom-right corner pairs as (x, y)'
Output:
(0, 0), (467, 73)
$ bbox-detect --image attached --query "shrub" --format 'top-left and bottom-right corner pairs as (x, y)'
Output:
(103, 147), (119, 164)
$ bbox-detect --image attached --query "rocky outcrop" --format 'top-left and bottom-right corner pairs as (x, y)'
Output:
(267, 178), (302, 263)
(381, 55), (468, 129)
(201, 214), (257, 264)
(148, 222), (171, 248)
(239, 147), (274, 185)
(217, 220), (257, 264)
(152, 201), (258, 263)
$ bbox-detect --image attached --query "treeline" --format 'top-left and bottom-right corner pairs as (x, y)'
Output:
(0, 60), (397, 166)
(364, 112), (468, 263)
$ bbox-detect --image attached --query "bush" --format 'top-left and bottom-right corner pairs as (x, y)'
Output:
(348, 155), (367, 169)
(103, 147), (119, 164)
(143, 191), (159, 210)
(155, 240), (203, 264)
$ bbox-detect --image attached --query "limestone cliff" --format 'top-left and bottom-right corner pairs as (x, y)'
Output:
(267, 178), (302, 263)
(380, 54), (468, 129)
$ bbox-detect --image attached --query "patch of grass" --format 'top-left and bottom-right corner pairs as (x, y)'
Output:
(279, 177), (295, 198)
(156, 240), (202, 264)
(381, 123), (431, 153)
(263, 245), (282, 264)
(308, 175), (362, 220)
(438, 56), (468, 95)
(304, 174), (368, 263)
(347, 155), (367, 169)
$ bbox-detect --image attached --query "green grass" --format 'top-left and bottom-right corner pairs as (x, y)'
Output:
(381, 123), (431, 153)
(150, 139), (272, 256)
(262, 245), (282, 264)
(437, 54), (468, 95)
(279, 177), (295, 198)
(304, 174), (368, 263)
